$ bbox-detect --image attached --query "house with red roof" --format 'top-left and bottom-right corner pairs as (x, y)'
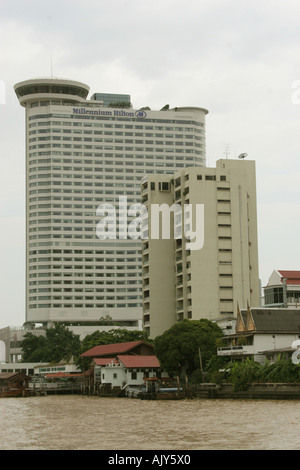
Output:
(264, 270), (300, 308)
(80, 340), (155, 359)
(80, 341), (165, 393)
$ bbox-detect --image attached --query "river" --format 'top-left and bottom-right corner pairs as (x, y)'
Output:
(0, 395), (299, 450)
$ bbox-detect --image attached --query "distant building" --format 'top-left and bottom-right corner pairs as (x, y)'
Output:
(141, 159), (260, 338)
(0, 326), (46, 363)
(217, 307), (300, 363)
(264, 270), (300, 308)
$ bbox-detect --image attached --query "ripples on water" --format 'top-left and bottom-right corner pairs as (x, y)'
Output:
(1, 395), (300, 450)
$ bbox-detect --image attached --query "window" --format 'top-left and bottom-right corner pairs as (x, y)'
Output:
(159, 181), (170, 191)
(264, 287), (283, 305)
(150, 182), (155, 190)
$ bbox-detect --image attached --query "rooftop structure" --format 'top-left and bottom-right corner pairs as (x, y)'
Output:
(264, 269), (300, 308)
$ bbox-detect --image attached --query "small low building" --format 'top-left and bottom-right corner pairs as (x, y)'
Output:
(217, 307), (300, 363)
(94, 355), (163, 392)
(34, 358), (81, 376)
(81, 340), (164, 393)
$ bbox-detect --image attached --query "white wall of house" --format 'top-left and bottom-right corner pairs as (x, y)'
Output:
(254, 333), (300, 352)
(95, 363), (160, 388)
(99, 363), (126, 388)
(218, 332), (300, 363)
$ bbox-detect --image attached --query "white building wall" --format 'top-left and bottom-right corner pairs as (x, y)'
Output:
(101, 363), (126, 387)
(254, 333), (300, 352)
(98, 364), (159, 388)
(14, 78), (208, 328)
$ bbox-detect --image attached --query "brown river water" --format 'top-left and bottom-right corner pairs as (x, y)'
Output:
(1, 395), (300, 450)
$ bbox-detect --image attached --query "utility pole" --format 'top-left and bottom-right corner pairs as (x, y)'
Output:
(198, 347), (204, 382)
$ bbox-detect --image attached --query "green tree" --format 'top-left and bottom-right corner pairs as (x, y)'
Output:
(108, 101), (131, 108)
(260, 356), (300, 383)
(228, 358), (262, 391)
(21, 333), (47, 362)
(76, 328), (150, 370)
(21, 324), (81, 363)
(154, 319), (223, 378)
(44, 324), (81, 362)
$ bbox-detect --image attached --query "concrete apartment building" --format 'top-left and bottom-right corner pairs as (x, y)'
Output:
(14, 77), (208, 332)
(141, 159), (260, 338)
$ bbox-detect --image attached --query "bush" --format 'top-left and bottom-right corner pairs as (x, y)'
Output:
(228, 359), (261, 391)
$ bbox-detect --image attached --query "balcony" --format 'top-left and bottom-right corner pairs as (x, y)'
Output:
(217, 345), (255, 357)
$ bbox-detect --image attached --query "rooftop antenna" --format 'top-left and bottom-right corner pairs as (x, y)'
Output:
(223, 143), (230, 159)
(238, 153), (248, 159)
(50, 48), (54, 78)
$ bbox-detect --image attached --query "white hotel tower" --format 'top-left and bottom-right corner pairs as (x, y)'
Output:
(14, 77), (208, 331)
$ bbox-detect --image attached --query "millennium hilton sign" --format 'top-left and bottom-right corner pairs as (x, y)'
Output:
(73, 108), (147, 119)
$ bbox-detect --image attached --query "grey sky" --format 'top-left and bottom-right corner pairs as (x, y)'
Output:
(1, 0), (300, 327)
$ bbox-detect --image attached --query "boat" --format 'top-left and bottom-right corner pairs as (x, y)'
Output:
(0, 372), (30, 397)
(155, 387), (186, 400)
(139, 377), (186, 400)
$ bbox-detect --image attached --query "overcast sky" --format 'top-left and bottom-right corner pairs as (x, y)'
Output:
(0, 0), (300, 328)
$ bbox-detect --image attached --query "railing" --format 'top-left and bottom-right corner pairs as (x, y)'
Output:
(217, 345), (254, 356)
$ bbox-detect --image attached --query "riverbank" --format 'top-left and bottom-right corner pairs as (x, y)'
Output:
(7, 381), (300, 400)
(193, 382), (300, 400)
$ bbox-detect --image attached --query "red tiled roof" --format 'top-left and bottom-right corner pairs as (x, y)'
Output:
(278, 270), (300, 285)
(117, 355), (160, 368)
(81, 340), (153, 358)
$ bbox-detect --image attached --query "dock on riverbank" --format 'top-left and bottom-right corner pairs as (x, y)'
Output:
(193, 383), (300, 400)
(23, 380), (300, 400)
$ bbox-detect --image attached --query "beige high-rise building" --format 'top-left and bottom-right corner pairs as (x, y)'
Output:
(141, 159), (260, 338)
(14, 77), (208, 330)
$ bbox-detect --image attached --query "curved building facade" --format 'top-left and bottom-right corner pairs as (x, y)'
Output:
(14, 77), (208, 330)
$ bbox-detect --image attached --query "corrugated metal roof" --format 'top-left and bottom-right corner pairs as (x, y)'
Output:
(45, 372), (84, 378)
(278, 270), (300, 284)
(278, 270), (300, 278)
(93, 355), (160, 368)
(242, 308), (300, 332)
(0, 372), (28, 379)
(117, 355), (161, 368)
(81, 340), (153, 357)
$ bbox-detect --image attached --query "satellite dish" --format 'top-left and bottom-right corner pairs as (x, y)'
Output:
(238, 153), (248, 159)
